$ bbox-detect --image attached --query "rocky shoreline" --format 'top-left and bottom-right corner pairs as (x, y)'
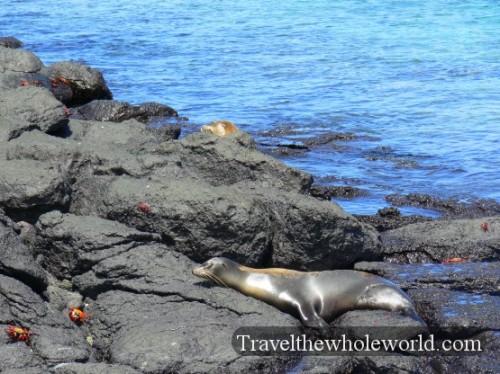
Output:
(1, 37), (498, 374)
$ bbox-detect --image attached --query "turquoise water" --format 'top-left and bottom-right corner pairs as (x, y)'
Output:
(2, 0), (499, 214)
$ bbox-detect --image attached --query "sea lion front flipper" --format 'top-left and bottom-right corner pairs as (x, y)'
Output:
(298, 304), (329, 329)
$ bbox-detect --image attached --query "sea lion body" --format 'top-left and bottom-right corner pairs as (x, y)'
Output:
(193, 257), (424, 328)
(201, 120), (239, 136)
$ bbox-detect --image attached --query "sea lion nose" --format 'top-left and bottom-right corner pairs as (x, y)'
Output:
(192, 265), (202, 276)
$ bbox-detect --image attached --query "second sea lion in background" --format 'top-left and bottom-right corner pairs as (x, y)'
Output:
(201, 120), (239, 136)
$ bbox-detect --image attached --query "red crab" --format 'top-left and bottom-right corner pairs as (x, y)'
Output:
(5, 325), (34, 344)
(442, 257), (469, 264)
(56, 76), (71, 85)
(480, 221), (489, 232)
(69, 307), (91, 324)
(137, 202), (151, 213)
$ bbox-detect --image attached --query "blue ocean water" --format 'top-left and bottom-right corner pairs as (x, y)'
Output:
(1, 0), (499, 214)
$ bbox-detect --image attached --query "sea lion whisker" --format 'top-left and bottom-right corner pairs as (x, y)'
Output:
(203, 273), (215, 284)
(200, 272), (216, 284)
(207, 273), (228, 288)
(212, 274), (228, 288)
(200, 273), (213, 283)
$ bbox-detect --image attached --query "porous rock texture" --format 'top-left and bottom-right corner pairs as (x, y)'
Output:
(0, 46), (43, 73)
(0, 87), (68, 139)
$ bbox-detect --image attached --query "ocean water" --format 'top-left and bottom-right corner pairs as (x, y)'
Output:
(1, 0), (499, 214)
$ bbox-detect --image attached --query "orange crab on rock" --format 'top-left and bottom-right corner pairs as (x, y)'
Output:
(442, 257), (469, 264)
(137, 202), (151, 213)
(56, 76), (71, 85)
(5, 325), (34, 344)
(69, 307), (91, 324)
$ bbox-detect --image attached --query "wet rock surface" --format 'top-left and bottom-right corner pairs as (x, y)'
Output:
(354, 261), (499, 295)
(71, 100), (148, 123)
(309, 185), (368, 200)
(386, 193), (500, 219)
(70, 100), (180, 125)
(139, 101), (178, 118)
(257, 127), (365, 157)
(381, 216), (499, 263)
(354, 207), (433, 232)
(1, 41), (498, 373)
(409, 288), (499, 339)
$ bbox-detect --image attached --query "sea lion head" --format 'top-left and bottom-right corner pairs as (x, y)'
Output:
(192, 257), (241, 287)
(201, 120), (239, 136)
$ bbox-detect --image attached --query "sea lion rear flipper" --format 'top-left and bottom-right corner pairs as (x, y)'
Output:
(298, 304), (329, 329)
(404, 308), (427, 327)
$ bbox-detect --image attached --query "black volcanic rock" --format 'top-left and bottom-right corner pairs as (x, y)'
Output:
(0, 274), (92, 372)
(71, 100), (177, 124)
(354, 207), (433, 232)
(34, 211), (161, 278)
(71, 100), (147, 122)
(0, 210), (47, 292)
(67, 131), (381, 270)
(386, 193), (500, 219)
(0, 46), (43, 73)
(354, 261), (499, 295)
(0, 87), (68, 138)
(309, 185), (368, 200)
(44, 61), (112, 106)
(0, 36), (23, 49)
(53, 363), (141, 374)
(139, 101), (178, 117)
(381, 217), (500, 263)
(0, 159), (71, 223)
(409, 288), (500, 339)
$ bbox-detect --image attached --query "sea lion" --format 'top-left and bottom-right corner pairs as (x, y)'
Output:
(193, 257), (425, 328)
(201, 120), (239, 136)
